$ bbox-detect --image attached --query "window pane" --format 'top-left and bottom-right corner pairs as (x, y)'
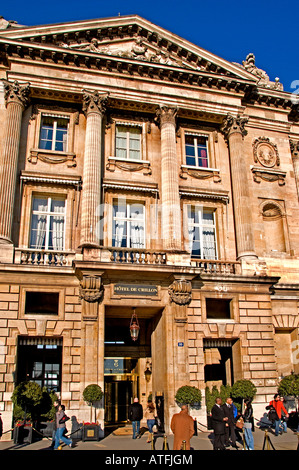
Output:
(30, 214), (46, 249)
(32, 198), (48, 212)
(50, 199), (65, 214)
(49, 216), (65, 251)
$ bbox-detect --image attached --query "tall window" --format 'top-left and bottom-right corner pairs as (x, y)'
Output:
(115, 125), (142, 160)
(185, 134), (209, 168)
(30, 197), (66, 251)
(39, 115), (69, 152)
(112, 200), (145, 248)
(187, 206), (217, 259)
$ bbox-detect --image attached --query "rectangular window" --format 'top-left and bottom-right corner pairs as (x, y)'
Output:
(112, 200), (145, 248)
(25, 291), (59, 315)
(206, 298), (232, 320)
(187, 206), (217, 259)
(39, 116), (69, 152)
(30, 196), (66, 251)
(185, 134), (209, 168)
(115, 125), (142, 160)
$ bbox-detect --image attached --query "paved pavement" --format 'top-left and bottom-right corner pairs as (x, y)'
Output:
(0, 424), (298, 452)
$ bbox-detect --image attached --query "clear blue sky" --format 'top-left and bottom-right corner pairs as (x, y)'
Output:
(1, 0), (298, 92)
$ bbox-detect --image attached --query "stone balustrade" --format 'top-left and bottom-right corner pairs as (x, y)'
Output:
(15, 248), (76, 267)
(109, 247), (166, 264)
(194, 259), (241, 275)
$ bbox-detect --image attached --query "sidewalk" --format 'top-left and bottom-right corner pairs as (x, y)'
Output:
(0, 425), (298, 451)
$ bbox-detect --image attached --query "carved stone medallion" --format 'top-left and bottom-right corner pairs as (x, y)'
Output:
(253, 137), (279, 168)
(168, 279), (192, 305)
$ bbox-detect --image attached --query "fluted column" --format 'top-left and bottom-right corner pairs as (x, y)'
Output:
(80, 90), (108, 248)
(290, 139), (299, 200)
(0, 80), (30, 243)
(156, 106), (181, 251)
(221, 114), (257, 259)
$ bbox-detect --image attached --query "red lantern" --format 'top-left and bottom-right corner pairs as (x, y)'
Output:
(130, 309), (140, 341)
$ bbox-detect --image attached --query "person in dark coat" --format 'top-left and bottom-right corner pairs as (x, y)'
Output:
(222, 397), (237, 448)
(128, 398), (143, 439)
(211, 397), (228, 450)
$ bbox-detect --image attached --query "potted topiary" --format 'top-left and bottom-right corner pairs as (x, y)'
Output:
(231, 379), (257, 412)
(11, 381), (52, 444)
(82, 384), (103, 441)
(175, 385), (202, 409)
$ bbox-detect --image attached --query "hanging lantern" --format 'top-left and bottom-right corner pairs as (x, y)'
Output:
(144, 360), (152, 382)
(129, 309), (140, 341)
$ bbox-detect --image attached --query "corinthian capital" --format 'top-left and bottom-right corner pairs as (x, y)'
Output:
(82, 89), (109, 116)
(220, 113), (248, 141)
(155, 105), (178, 127)
(2, 80), (30, 109)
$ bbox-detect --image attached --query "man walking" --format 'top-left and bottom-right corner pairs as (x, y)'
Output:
(170, 404), (195, 450)
(211, 397), (228, 450)
(128, 397), (143, 439)
(222, 397), (237, 448)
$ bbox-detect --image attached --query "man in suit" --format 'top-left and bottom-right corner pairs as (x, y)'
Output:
(222, 397), (237, 448)
(128, 397), (143, 439)
(211, 397), (228, 450)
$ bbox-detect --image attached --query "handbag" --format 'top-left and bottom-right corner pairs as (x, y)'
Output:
(59, 415), (70, 424)
(235, 417), (244, 429)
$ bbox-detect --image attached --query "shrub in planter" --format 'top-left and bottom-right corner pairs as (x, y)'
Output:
(175, 385), (202, 408)
(231, 379), (257, 401)
(278, 373), (299, 409)
(83, 384), (103, 423)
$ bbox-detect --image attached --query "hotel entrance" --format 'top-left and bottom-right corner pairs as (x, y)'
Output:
(104, 305), (163, 425)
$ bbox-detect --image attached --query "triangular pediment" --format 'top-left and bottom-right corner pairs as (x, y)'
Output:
(0, 15), (258, 82)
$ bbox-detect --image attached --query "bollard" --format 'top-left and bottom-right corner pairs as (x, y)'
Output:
(163, 435), (169, 450)
(262, 428), (275, 450)
(151, 432), (155, 450)
(181, 440), (186, 450)
(242, 431), (247, 450)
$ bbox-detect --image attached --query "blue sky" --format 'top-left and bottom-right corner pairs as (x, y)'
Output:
(1, 0), (298, 92)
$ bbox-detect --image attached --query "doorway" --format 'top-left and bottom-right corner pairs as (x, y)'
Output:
(203, 339), (235, 387)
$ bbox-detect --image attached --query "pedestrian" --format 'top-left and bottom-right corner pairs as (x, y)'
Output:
(170, 404), (194, 450)
(54, 404), (73, 449)
(222, 397), (237, 448)
(266, 393), (288, 436)
(144, 401), (156, 443)
(128, 397), (143, 439)
(211, 397), (228, 450)
(0, 413), (2, 439)
(243, 399), (254, 450)
(50, 399), (60, 449)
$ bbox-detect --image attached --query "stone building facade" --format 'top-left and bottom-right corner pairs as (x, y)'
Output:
(0, 15), (298, 438)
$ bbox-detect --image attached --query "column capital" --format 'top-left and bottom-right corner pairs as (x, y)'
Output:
(155, 105), (178, 128)
(290, 138), (299, 160)
(2, 80), (30, 109)
(220, 113), (248, 141)
(82, 89), (109, 116)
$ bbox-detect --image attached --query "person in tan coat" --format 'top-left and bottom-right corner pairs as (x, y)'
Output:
(170, 405), (195, 450)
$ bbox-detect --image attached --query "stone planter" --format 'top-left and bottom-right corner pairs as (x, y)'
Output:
(82, 423), (100, 441)
(39, 421), (54, 438)
(13, 424), (33, 444)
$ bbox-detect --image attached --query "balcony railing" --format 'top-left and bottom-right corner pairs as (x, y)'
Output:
(15, 249), (75, 267)
(193, 259), (241, 275)
(108, 247), (166, 265)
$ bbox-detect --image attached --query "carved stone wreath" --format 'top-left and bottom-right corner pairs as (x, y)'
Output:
(253, 137), (280, 168)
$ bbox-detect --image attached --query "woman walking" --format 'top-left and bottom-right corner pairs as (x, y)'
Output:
(54, 404), (73, 450)
(144, 401), (156, 443)
(243, 399), (254, 450)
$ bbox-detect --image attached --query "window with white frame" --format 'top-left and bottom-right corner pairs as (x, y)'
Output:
(39, 115), (69, 152)
(112, 200), (145, 248)
(115, 125), (142, 160)
(185, 133), (209, 168)
(30, 196), (66, 251)
(187, 205), (217, 259)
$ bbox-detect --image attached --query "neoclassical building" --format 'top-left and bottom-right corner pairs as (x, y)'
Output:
(0, 15), (298, 438)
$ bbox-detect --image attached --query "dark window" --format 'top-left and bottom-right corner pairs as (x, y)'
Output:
(25, 292), (59, 315)
(206, 298), (232, 320)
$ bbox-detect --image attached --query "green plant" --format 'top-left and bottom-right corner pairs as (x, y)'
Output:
(11, 381), (53, 423)
(83, 384), (103, 422)
(175, 385), (202, 407)
(278, 374), (299, 409)
(231, 379), (257, 408)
